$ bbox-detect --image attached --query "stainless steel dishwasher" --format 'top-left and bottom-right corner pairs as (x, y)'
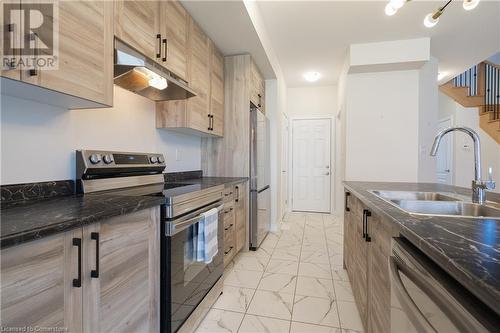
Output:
(390, 237), (499, 333)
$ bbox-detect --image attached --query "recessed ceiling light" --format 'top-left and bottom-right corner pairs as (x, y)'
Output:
(304, 71), (321, 82)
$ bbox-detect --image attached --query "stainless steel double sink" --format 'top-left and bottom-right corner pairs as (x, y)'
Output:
(370, 190), (500, 219)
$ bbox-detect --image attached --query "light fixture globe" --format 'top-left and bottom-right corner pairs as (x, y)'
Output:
(385, 3), (398, 16)
(463, 0), (480, 10)
(303, 71), (321, 82)
(424, 12), (439, 28)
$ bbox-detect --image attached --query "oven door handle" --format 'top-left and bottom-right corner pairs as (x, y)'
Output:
(166, 203), (223, 236)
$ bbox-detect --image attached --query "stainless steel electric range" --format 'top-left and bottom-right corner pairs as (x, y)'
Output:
(76, 149), (224, 333)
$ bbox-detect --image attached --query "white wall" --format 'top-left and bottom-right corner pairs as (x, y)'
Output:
(1, 86), (201, 184)
(345, 70), (420, 182)
(287, 86), (337, 117)
(286, 85), (338, 213)
(417, 58), (439, 182)
(438, 92), (500, 193)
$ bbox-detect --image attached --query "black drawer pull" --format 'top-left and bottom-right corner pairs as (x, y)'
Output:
(235, 186), (239, 202)
(345, 192), (350, 211)
(72, 238), (82, 288)
(90, 232), (99, 278)
(363, 209), (372, 242)
(162, 38), (167, 62)
(156, 34), (161, 58)
(224, 246), (233, 255)
(224, 224), (234, 231)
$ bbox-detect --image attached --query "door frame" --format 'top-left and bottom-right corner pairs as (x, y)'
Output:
(289, 116), (335, 214)
(281, 112), (289, 220)
(437, 116), (455, 185)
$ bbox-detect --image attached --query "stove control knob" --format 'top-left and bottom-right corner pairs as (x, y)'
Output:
(157, 156), (165, 164)
(103, 154), (114, 164)
(149, 156), (158, 164)
(89, 154), (101, 164)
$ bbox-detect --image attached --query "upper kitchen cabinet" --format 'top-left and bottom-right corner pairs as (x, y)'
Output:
(210, 41), (224, 137)
(159, 0), (188, 80)
(156, 17), (224, 138)
(114, 0), (188, 81)
(114, 0), (160, 62)
(1, 0), (113, 108)
(250, 60), (265, 113)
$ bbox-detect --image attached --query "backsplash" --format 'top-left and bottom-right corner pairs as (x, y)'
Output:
(1, 180), (75, 202)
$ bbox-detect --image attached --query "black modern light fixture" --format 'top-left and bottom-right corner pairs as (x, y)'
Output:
(385, 0), (481, 28)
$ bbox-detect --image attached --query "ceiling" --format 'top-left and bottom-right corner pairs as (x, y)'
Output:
(257, 0), (500, 87)
(180, 0), (276, 79)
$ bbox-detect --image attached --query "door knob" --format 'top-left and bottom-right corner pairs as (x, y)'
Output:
(325, 172), (330, 176)
(326, 166), (330, 168)
(445, 169), (450, 173)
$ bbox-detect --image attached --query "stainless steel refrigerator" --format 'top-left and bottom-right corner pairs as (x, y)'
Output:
(249, 106), (271, 250)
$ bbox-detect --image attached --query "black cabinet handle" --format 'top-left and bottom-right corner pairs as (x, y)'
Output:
(224, 246), (233, 255)
(235, 186), (239, 202)
(72, 238), (82, 288)
(345, 192), (350, 212)
(90, 232), (99, 278)
(224, 224), (234, 231)
(162, 38), (167, 62)
(156, 34), (161, 59)
(363, 209), (372, 242)
(29, 33), (38, 76)
(208, 114), (211, 131)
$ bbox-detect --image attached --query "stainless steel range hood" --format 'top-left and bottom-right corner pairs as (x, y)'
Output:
(114, 39), (196, 101)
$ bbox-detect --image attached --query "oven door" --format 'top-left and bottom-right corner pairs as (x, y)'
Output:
(161, 201), (224, 333)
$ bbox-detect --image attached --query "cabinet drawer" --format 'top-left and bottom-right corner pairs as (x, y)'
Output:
(223, 207), (235, 229)
(223, 186), (234, 203)
(224, 223), (235, 245)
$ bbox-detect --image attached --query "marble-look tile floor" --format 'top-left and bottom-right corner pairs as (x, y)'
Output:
(195, 212), (363, 333)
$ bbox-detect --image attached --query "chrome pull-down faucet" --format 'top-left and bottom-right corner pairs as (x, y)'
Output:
(430, 126), (495, 204)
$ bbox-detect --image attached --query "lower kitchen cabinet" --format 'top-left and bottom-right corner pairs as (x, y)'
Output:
(223, 181), (248, 266)
(234, 182), (248, 253)
(1, 229), (82, 331)
(82, 207), (160, 332)
(0, 207), (160, 332)
(344, 190), (398, 333)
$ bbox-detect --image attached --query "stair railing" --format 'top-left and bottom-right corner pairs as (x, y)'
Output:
(484, 61), (500, 120)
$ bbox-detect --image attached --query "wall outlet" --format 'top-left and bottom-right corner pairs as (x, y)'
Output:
(175, 149), (181, 161)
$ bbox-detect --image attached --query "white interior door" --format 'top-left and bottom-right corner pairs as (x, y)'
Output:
(436, 118), (453, 185)
(292, 118), (331, 213)
(281, 114), (289, 219)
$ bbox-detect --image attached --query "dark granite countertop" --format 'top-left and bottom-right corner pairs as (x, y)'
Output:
(343, 181), (500, 313)
(1, 193), (165, 249)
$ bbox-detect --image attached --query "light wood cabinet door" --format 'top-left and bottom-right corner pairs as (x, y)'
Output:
(349, 206), (369, 330)
(250, 60), (264, 109)
(367, 213), (393, 333)
(160, 0), (188, 80)
(20, 0), (113, 106)
(83, 208), (160, 333)
(186, 17), (211, 134)
(210, 41), (224, 137)
(0, 229), (83, 332)
(114, 0), (159, 62)
(234, 182), (248, 252)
